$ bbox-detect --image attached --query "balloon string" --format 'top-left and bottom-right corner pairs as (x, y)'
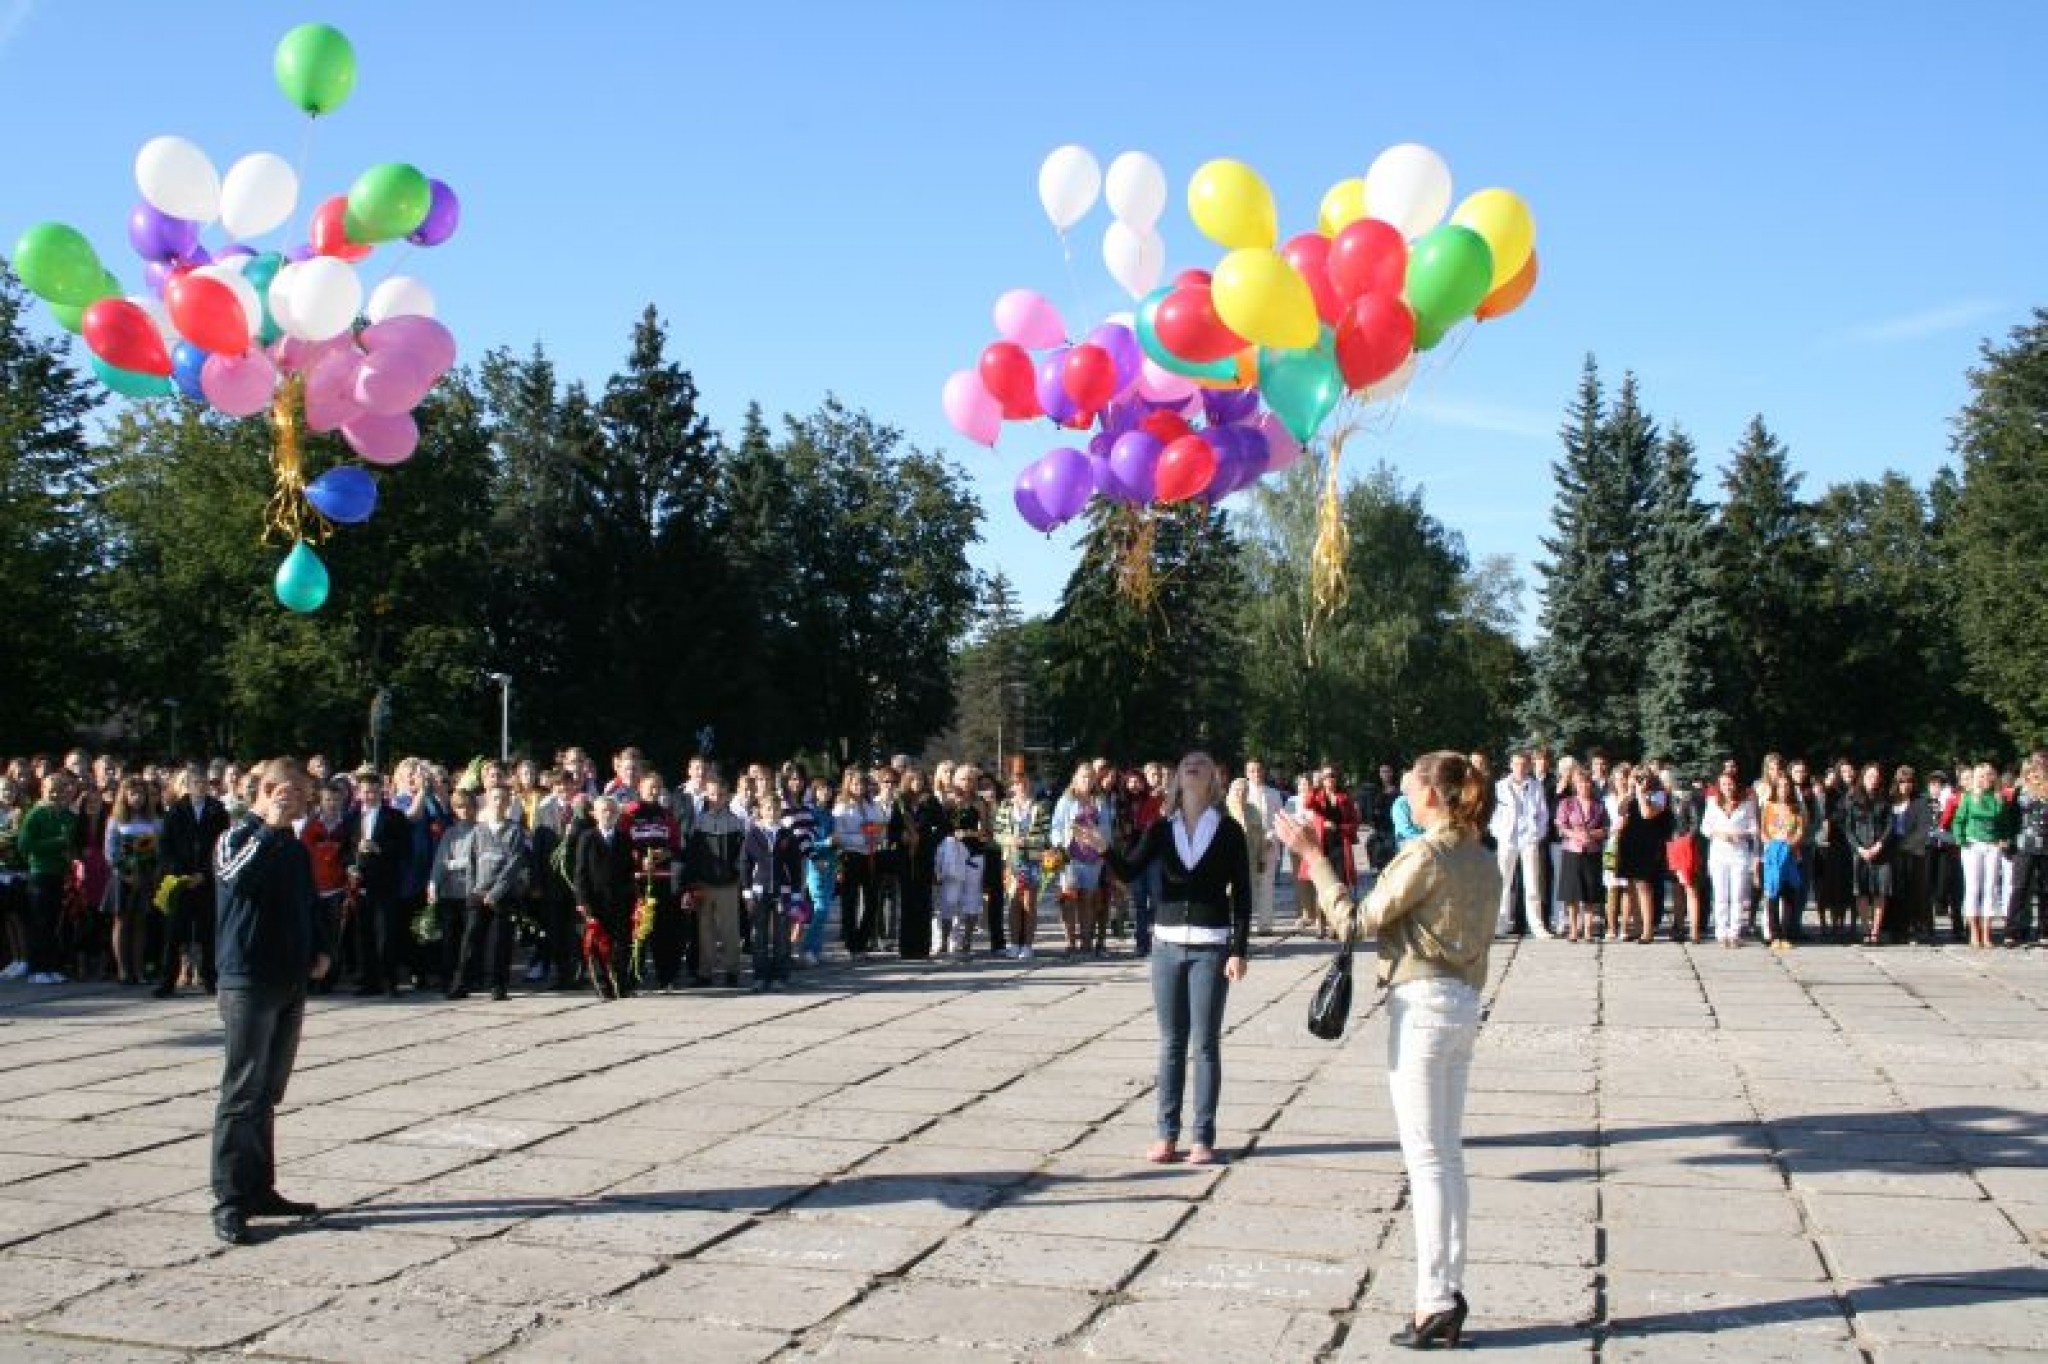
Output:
(283, 118), (321, 249)
(261, 372), (332, 547)
(1307, 425), (1354, 664)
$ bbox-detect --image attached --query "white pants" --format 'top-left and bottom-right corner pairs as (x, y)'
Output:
(1495, 842), (1547, 934)
(1251, 850), (1276, 932)
(1709, 852), (1751, 941)
(1548, 843), (1565, 924)
(1961, 842), (2003, 919)
(1388, 976), (1481, 1316)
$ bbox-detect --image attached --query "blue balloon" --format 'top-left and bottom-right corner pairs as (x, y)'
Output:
(303, 466), (379, 525)
(171, 342), (209, 401)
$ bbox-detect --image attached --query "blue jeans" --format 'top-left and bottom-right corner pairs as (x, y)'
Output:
(1150, 939), (1230, 1145)
(1130, 862), (1162, 956)
(802, 865), (836, 958)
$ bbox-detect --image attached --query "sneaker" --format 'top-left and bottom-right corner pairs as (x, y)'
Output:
(29, 972), (66, 985)
(801, 952), (820, 968)
(0, 961), (28, 980)
(1018, 945), (1034, 961)
(524, 962), (547, 982)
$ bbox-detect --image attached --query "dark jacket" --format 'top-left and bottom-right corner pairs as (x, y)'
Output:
(739, 820), (803, 901)
(1109, 811), (1254, 958)
(161, 795), (230, 882)
(344, 803), (406, 899)
(573, 824), (637, 919)
(214, 817), (330, 990)
(1889, 796), (1932, 858)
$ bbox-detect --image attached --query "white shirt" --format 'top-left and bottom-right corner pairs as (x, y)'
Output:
(1158, 805), (1231, 948)
(1489, 774), (1547, 849)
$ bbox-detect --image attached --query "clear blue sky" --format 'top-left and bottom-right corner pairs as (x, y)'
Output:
(4, 2), (2042, 626)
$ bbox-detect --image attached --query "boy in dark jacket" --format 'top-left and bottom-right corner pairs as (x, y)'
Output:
(740, 804), (804, 991)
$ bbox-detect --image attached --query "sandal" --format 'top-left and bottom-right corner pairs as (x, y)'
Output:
(1144, 1140), (1181, 1164)
(1185, 1144), (1222, 1166)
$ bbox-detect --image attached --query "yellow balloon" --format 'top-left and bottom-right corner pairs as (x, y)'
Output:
(1211, 248), (1319, 350)
(1451, 188), (1535, 291)
(1188, 159), (1278, 250)
(1318, 178), (1367, 236)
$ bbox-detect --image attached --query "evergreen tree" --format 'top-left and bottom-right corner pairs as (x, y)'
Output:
(1595, 372), (1660, 749)
(1524, 357), (1614, 751)
(950, 570), (1027, 766)
(1950, 310), (2048, 747)
(1636, 427), (1728, 770)
(1712, 415), (1819, 763)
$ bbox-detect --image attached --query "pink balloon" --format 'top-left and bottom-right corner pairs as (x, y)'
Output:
(942, 369), (1001, 447)
(199, 351), (279, 418)
(341, 410), (420, 465)
(1255, 410), (1304, 473)
(273, 333), (348, 377)
(992, 289), (1065, 349)
(354, 347), (438, 417)
(360, 315), (456, 375)
(1135, 357), (1197, 404)
(304, 380), (363, 434)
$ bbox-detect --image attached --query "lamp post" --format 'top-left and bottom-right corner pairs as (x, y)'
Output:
(484, 673), (511, 763)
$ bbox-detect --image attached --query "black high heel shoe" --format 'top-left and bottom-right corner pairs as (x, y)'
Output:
(1389, 1292), (1468, 1349)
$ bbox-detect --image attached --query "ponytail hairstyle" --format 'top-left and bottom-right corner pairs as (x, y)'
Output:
(1413, 750), (1492, 835)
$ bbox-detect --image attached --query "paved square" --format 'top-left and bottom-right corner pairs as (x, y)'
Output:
(0, 935), (2043, 1361)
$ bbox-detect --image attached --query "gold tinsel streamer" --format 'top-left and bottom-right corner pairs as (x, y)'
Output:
(1115, 505), (1159, 612)
(260, 373), (332, 547)
(1306, 425), (1354, 665)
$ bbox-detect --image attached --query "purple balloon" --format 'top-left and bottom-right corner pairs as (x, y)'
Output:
(407, 179), (461, 247)
(1038, 446), (1092, 522)
(1034, 348), (1079, 426)
(1087, 453), (1119, 499)
(1084, 322), (1142, 395)
(216, 243), (257, 262)
(360, 315), (457, 375)
(1013, 464), (1056, 533)
(1108, 431), (1163, 504)
(128, 202), (200, 262)
(1086, 431), (1114, 461)
(1100, 393), (1146, 438)
(1203, 388), (1260, 427)
(285, 243), (317, 263)
(144, 260), (178, 296)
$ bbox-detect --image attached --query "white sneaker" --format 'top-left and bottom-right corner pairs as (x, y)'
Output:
(1018, 945), (1034, 961)
(29, 972), (65, 985)
(0, 961), (27, 980)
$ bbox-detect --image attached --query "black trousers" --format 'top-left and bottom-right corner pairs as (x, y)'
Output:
(899, 866), (935, 959)
(2007, 850), (2048, 941)
(355, 893), (405, 990)
(159, 877), (217, 985)
(1929, 844), (1964, 938)
(454, 899), (515, 992)
(643, 888), (685, 987)
(1889, 851), (1931, 940)
(841, 857), (881, 953)
(212, 984), (305, 1213)
(750, 898), (791, 983)
(983, 850), (1007, 952)
(26, 873), (66, 974)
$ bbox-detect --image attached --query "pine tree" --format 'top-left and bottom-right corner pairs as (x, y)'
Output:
(950, 570), (1028, 766)
(1636, 428), (1727, 770)
(1712, 415), (1819, 764)
(1596, 372), (1660, 749)
(1524, 356), (1612, 752)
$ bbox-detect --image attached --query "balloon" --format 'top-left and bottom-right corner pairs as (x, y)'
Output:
(1259, 339), (1343, 443)
(48, 301), (89, 335)
(134, 136), (220, 223)
(978, 341), (1039, 420)
(1153, 283), (1247, 364)
(1404, 225), (1494, 348)
(13, 223), (104, 305)
(1062, 344), (1118, 412)
(992, 289), (1065, 348)
(1254, 410), (1303, 473)
(89, 356), (174, 399)
(1451, 188), (1535, 292)
(200, 350), (280, 418)
(353, 346), (439, 416)
(1366, 354), (1418, 402)
(219, 153), (299, 239)
(1365, 143), (1452, 239)
(274, 540), (330, 614)
(407, 179), (461, 247)
(127, 202), (200, 262)
(941, 369), (1001, 446)
(82, 299), (171, 376)
(366, 275), (436, 324)
(198, 264), (264, 343)
(360, 314), (456, 374)
(1108, 431), (1163, 503)
(304, 466), (379, 524)
(277, 256), (362, 342)
(243, 253), (285, 343)
(1140, 410), (1192, 445)
(165, 271), (249, 355)
(1281, 233), (1342, 327)
(345, 163), (433, 243)
(1135, 287), (1238, 381)
(1319, 178), (1368, 236)
(1034, 350), (1080, 427)
(310, 195), (373, 262)
(1104, 150), (1167, 231)
(1335, 295), (1417, 391)
(1037, 446), (1092, 522)
(1187, 159), (1277, 250)
(1136, 356), (1198, 404)
(1037, 145), (1101, 232)
(274, 23), (357, 116)
(1084, 322), (1142, 394)
(171, 341), (209, 400)
(1155, 435), (1217, 504)
(1013, 465), (1056, 533)
(1201, 388), (1260, 426)
(1476, 250), (1539, 321)
(303, 350), (365, 433)
(341, 410), (419, 465)
(1102, 221), (1165, 299)
(1328, 219), (1409, 306)
(1212, 249), (1319, 350)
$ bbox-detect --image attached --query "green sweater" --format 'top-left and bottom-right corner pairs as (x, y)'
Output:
(17, 803), (79, 876)
(1951, 790), (2009, 847)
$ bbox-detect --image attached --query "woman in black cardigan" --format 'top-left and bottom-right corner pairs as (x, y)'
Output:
(1109, 751), (1252, 1167)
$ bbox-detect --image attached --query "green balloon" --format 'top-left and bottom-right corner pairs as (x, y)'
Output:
(1134, 286), (1239, 382)
(274, 540), (331, 613)
(275, 23), (357, 116)
(1403, 226), (1494, 341)
(345, 163), (431, 243)
(13, 222), (104, 306)
(1258, 333), (1343, 444)
(90, 356), (175, 399)
(49, 301), (88, 334)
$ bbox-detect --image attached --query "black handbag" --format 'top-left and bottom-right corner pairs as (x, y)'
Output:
(1307, 920), (1356, 1040)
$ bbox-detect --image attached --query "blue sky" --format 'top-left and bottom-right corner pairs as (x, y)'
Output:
(3, 2), (2042, 627)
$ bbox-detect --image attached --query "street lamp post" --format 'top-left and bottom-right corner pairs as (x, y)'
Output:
(484, 673), (512, 763)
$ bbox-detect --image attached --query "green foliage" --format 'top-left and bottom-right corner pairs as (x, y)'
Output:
(948, 569), (1029, 767)
(1636, 428), (1728, 770)
(1711, 415), (1822, 763)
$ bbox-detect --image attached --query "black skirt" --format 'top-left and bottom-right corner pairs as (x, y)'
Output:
(1558, 850), (1605, 904)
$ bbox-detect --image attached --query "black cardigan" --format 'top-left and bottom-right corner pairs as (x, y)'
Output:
(1110, 812), (1254, 958)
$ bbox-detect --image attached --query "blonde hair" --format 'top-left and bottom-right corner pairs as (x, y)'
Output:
(1413, 751), (1491, 834)
(1163, 751), (1225, 819)
(1066, 763), (1096, 800)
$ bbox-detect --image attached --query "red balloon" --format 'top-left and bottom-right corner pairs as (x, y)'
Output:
(1281, 232), (1342, 327)
(1335, 294), (1417, 391)
(1155, 435), (1217, 504)
(1062, 343), (1118, 411)
(311, 195), (373, 263)
(82, 298), (172, 377)
(1173, 268), (1212, 290)
(1154, 284), (1246, 363)
(1140, 410), (1192, 445)
(1328, 219), (1408, 306)
(979, 341), (1039, 419)
(165, 272), (250, 357)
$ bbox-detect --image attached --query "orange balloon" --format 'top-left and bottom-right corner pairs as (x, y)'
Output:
(1193, 349), (1260, 390)
(1476, 250), (1538, 321)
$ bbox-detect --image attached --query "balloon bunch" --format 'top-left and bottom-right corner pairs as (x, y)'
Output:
(9, 23), (462, 613)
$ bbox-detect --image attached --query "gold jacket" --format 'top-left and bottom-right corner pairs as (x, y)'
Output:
(1310, 827), (1499, 990)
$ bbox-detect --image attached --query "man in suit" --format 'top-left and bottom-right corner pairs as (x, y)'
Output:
(345, 769), (406, 996)
(157, 763), (232, 997)
(573, 796), (637, 999)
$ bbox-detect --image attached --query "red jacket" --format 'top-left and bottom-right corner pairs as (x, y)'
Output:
(1304, 789), (1360, 882)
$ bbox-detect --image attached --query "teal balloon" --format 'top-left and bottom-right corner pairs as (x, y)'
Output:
(90, 356), (174, 399)
(275, 541), (331, 612)
(1258, 333), (1343, 444)
(1403, 225), (1494, 342)
(244, 253), (285, 345)
(1134, 286), (1238, 382)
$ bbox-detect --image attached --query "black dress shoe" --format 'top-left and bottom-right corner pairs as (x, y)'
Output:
(1389, 1293), (1467, 1350)
(444, 986), (470, 1000)
(212, 1207), (252, 1245)
(151, 981), (176, 999)
(490, 987), (508, 1001)
(249, 1191), (319, 1218)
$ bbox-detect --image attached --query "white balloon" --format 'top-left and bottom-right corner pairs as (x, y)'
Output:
(1102, 221), (1165, 298)
(1366, 353), (1418, 402)
(134, 135), (221, 223)
(267, 264), (302, 337)
(1104, 151), (1166, 232)
(281, 257), (360, 342)
(365, 275), (437, 324)
(1037, 144), (1100, 232)
(1364, 143), (1452, 239)
(196, 265), (264, 341)
(219, 153), (299, 240)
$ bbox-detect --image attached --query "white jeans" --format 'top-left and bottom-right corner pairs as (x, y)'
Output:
(1388, 976), (1481, 1316)
(1495, 842), (1547, 934)
(1961, 842), (2003, 919)
(1251, 850), (1276, 931)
